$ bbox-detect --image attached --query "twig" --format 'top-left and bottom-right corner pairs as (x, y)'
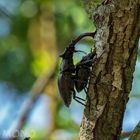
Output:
(129, 122), (140, 140)
(0, 5), (13, 19)
(121, 131), (132, 139)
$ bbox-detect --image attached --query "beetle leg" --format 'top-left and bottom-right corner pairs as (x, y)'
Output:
(74, 98), (86, 106)
(84, 87), (87, 93)
(78, 50), (104, 67)
(75, 50), (87, 55)
(73, 90), (85, 101)
(73, 90), (86, 106)
(84, 88), (90, 101)
(75, 96), (85, 101)
(71, 85), (86, 101)
(77, 59), (93, 66)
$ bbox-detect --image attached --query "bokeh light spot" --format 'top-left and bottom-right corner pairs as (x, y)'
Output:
(20, 0), (38, 18)
(0, 18), (10, 37)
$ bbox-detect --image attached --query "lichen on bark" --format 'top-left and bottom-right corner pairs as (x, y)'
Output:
(83, 0), (104, 18)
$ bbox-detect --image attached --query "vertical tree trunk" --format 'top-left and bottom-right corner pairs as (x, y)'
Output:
(79, 0), (140, 140)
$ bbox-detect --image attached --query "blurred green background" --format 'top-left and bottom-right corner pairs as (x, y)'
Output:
(0, 0), (140, 140)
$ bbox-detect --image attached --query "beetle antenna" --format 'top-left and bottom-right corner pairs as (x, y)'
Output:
(74, 50), (87, 54)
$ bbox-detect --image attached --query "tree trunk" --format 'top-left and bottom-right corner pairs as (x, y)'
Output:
(79, 0), (140, 140)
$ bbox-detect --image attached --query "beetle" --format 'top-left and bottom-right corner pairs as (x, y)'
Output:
(58, 44), (75, 107)
(58, 44), (85, 107)
(58, 32), (97, 107)
(75, 48), (97, 92)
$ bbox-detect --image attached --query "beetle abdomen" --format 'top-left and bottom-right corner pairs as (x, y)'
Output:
(58, 73), (74, 107)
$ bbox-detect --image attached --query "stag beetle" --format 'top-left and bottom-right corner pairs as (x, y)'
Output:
(58, 44), (76, 107)
(58, 32), (97, 107)
(75, 48), (97, 92)
(75, 48), (104, 93)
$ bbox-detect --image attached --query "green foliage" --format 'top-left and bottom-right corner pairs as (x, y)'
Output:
(54, 0), (95, 50)
(0, 2), (35, 91)
(0, 0), (95, 92)
(11, 16), (29, 39)
(0, 36), (35, 91)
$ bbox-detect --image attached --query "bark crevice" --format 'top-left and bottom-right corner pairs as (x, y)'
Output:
(79, 1), (140, 140)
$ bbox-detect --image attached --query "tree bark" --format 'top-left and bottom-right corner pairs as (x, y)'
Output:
(79, 0), (140, 140)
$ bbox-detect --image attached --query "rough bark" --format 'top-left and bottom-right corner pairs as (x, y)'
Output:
(79, 0), (140, 140)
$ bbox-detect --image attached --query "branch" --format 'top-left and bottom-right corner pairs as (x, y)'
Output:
(0, 5), (13, 19)
(10, 64), (57, 140)
(121, 131), (132, 139)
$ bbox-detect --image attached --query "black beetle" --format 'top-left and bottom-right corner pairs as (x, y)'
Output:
(58, 44), (75, 107)
(58, 32), (97, 107)
(75, 48), (97, 92)
(58, 43), (86, 107)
